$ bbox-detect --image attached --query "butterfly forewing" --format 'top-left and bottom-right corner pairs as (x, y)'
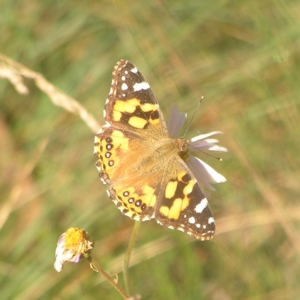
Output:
(104, 60), (168, 135)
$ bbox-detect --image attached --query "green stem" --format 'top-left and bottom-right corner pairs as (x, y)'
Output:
(123, 221), (141, 295)
(87, 256), (129, 299)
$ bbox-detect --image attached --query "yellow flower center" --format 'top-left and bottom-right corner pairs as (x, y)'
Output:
(64, 228), (84, 248)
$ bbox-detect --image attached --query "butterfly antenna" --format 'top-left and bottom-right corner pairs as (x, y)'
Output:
(189, 142), (223, 161)
(183, 96), (204, 138)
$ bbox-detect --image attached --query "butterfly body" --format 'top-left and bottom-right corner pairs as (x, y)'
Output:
(94, 60), (218, 240)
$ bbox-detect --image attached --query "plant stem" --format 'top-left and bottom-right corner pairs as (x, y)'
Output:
(87, 256), (129, 299)
(123, 221), (141, 295)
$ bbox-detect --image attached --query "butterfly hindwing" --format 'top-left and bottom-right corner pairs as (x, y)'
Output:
(94, 125), (139, 184)
(156, 158), (215, 239)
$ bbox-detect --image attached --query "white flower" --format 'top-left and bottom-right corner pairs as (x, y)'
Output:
(168, 105), (227, 190)
(54, 228), (94, 272)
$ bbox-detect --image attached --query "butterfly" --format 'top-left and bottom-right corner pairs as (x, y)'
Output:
(94, 60), (226, 240)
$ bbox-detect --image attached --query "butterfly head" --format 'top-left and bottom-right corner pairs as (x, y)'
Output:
(173, 138), (189, 160)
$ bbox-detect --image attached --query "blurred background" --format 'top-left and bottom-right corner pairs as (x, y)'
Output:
(1, 0), (299, 299)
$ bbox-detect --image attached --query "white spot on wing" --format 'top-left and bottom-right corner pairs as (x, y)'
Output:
(121, 76), (126, 80)
(131, 67), (138, 73)
(196, 224), (201, 228)
(188, 216), (196, 224)
(195, 198), (208, 213)
(121, 83), (128, 90)
(133, 81), (150, 91)
(208, 217), (214, 224)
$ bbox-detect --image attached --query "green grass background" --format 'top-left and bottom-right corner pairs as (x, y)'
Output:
(1, 0), (299, 299)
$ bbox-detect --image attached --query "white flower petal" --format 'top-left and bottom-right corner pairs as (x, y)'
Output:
(167, 105), (187, 138)
(186, 159), (216, 190)
(54, 259), (63, 272)
(189, 134), (227, 153)
(187, 156), (226, 184)
(190, 131), (223, 142)
(208, 145), (228, 152)
(189, 141), (227, 153)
